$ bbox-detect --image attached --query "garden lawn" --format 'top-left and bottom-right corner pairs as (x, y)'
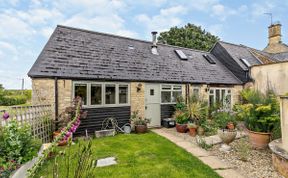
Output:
(35, 132), (220, 178)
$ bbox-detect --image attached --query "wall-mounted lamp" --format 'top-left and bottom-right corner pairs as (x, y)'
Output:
(136, 83), (142, 92)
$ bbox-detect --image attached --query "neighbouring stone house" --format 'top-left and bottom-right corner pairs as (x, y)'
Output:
(28, 23), (288, 135)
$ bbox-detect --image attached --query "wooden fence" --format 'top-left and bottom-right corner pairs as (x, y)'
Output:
(0, 105), (54, 143)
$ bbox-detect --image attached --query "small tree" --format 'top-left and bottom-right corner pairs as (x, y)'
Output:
(157, 23), (219, 51)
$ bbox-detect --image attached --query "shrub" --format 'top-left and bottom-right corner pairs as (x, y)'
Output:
(236, 89), (280, 133)
(212, 111), (236, 129)
(173, 110), (189, 124)
(0, 95), (27, 106)
(0, 119), (41, 177)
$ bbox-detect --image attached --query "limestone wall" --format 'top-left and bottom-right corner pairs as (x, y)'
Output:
(32, 78), (73, 115)
(251, 62), (288, 95)
(130, 82), (145, 118)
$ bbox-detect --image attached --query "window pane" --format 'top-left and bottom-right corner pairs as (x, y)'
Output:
(105, 84), (116, 104)
(193, 88), (199, 96)
(161, 91), (171, 103)
(216, 89), (220, 105)
(209, 95), (214, 107)
(172, 91), (182, 102)
(74, 84), (87, 105)
(91, 84), (102, 105)
(162, 85), (171, 90)
(209, 89), (214, 94)
(119, 85), (128, 104)
(224, 95), (231, 109)
(173, 85), (182, 90)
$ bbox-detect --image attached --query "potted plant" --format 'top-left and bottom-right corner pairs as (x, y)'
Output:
(173, 110), (188, 133)
(213, 110), (237, 151)
(187, 123), (198, 137)
(236, 89), (280, 149)
(130, 111), (150, 134)
(187, 95), (208, 134)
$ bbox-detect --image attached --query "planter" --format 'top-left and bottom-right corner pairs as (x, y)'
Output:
(226, 122), (235, 130)
(218, 129), (237, 145)
(135, 125), (147, 133)
(188, 127), (197, 137)
(248, 130), (271, 149)
(176, 123), (187, 133)
(197, 126), (205, 136)
(53, 131), (68, 146)
(217, 129), (237, 152)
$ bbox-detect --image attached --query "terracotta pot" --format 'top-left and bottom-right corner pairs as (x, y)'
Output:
(135, 125), (147, 133)
(53, 131), (68, 146)
(188, 127), (197, 137)
(248, 130), (271, 149)
(197, 126), (205, 136)
(227, 122), (235, 130)
(176, 123), (187, 133)
(217, 129), (237, 145)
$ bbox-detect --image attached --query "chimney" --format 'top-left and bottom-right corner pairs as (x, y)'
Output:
(151, 31), (158, 55)
(268, 22), (282, 45)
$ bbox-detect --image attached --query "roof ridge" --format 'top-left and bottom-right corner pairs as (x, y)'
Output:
(56, 25), (210, 54)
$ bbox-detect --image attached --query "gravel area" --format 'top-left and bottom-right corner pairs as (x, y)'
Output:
(210, 137), (284, 178)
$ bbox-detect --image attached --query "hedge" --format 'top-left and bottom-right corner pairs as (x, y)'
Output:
(0, 95), (27, 106)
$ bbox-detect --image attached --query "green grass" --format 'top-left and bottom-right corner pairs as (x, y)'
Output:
(35, 132), (220, 178)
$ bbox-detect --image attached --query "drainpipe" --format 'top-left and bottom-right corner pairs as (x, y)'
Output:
(185, 84), (190, 104)
(54, 77), (58, 130)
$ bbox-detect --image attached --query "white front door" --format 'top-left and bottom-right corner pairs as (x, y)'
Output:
(145, 84), (161, 127)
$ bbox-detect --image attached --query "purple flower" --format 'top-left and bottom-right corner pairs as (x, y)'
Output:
(2, 112), (9, 120)
(65, 131), (72, 137)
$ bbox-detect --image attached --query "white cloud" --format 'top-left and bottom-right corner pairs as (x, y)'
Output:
(135, 5), (187, 34)
(207, 24), (223, 36)
(40, 27), (54, 38)
(0, 14), (35, 40)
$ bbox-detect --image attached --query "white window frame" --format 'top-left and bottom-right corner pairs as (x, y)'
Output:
(208, 88), (232, 108)
(160, 84), (182, 104)
(72, 81), (130, 108)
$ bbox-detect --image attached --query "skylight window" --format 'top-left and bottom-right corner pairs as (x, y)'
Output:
(240, 58), (251, 68)
(128, 45), (134, 50)
(203, 54), (216, 64)
(175, 50), (188, 60)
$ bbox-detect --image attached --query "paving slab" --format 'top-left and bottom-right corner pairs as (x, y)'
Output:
(216, 169), (245, 178)
(198, 156), (232, 169)
(185, 146), (211, 157)
(96, 157), (117, 167)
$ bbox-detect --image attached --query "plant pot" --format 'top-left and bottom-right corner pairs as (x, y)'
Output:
(53, 131), (68, 146)
(197, 126), (205, 136)
(227, 122), (235, 130)
(176, 123), (187, 133)
(188, 127), (197, 137)
(248, 130), (271, 149)
(135, 125), (147, 133)
(217, 129), (237, 145)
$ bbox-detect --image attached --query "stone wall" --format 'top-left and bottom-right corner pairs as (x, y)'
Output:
(231, 85), (243, 106)
(130, 82), (145, 118)
(32, 78), (73, 116)
(251, 62), (288, 95)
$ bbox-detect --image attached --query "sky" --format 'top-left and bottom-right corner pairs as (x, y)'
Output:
(0, 0), (288, 89)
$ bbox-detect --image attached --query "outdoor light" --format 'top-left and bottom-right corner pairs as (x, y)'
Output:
(137, 83), (142, 92)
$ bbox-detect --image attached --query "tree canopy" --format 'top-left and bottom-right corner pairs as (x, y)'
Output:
(157, 23), (220, 51)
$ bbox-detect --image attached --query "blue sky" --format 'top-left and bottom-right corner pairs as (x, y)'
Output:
(0, 0), (288, 89)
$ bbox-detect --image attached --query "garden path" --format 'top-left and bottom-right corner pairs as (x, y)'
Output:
(152, 128), (245, 178)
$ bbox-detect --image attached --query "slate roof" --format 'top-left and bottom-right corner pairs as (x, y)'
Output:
(217, 41), (262, 70)
(28, 25), (242, 85)
(272, 52), (288, 61)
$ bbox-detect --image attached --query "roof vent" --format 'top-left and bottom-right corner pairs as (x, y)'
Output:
(240, 58), (251, 67)
(175, 50), (188, 60)
(203, 54), (216, 64)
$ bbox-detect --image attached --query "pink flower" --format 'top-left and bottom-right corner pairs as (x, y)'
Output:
(2, 112), (9, 120)
(65, 131), (72, 137)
